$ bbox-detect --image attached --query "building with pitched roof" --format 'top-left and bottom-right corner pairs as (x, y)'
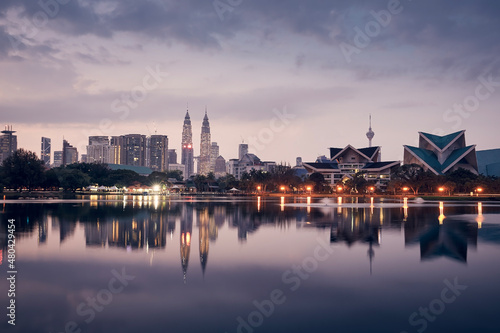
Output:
(403, 130), (478, 175)
(303, 145), (400, 188)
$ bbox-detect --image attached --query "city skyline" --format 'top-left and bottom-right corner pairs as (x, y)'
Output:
(1, 1), (500, 164)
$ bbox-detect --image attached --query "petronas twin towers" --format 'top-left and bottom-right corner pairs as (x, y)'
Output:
(181, 108), (213, 178)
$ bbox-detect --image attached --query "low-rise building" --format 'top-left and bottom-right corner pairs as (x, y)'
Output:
(303, 145), (400, 188)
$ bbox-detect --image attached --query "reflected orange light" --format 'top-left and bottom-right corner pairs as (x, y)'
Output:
(280, 196), (285, 211)
(477, 202), (483, 228)
(438, 202), (445, 224)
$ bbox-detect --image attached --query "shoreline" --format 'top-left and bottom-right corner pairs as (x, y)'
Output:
(2, 191), (500, 201)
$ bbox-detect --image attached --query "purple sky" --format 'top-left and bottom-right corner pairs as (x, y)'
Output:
(1, 0), (500, 164)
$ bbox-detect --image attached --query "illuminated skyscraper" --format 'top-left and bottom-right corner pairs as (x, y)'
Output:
(199, 110), (211, 175)
(148, 135), (169, 171)
(41, 137), (51, 165)
(181, 110), (194, 177)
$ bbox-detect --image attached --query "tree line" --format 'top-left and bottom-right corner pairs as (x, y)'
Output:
(1, 149), (500, 194)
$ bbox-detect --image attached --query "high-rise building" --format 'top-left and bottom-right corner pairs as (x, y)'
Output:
(53, 151), (63, 167)
(238, 143), (248, 160)
(181, 110), (194, 178)
(210, 142), (219, 173)
(62, 140), (78, 166)
(168, 149), (177, 165)
(41, 137), (51, 165)
(89, 136), (109, 146)
(149, 135), (169, 171)
(0, 125), (17, 164)
(214, 155), (227, 178)
(123, 134), (147, 166)
(87, 136), (117, 164)
(110, 136), (125, 164)
(199, 110), (212, 175)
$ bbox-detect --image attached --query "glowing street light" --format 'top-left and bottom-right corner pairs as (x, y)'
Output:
(402, 187), (409, 192)
(438, 187), (445, 193)
(256, 185), (261, 192)
(306, 186), (312, 195)
(337, 185), (343, 192)
(368, 186), (375, 193)
(280, 185), (286, 192)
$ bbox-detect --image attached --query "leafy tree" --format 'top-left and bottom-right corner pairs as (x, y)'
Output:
(56, 169), (90, 191)
(102, 169), (143, 187)
(42, 169), (61, 190)
(66, 162), (111, 185)
(2, 149), (45, 190)
(308, 172), (329, 193)
(344, 172), (367, 193)
(392, 164), (428, 195)
(217, 174), (239, 191)
(166, 170), (183, 181)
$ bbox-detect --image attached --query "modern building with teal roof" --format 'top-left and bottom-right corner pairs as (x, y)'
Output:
(477, 149), (500, 177)
(403, 130), (478, 175)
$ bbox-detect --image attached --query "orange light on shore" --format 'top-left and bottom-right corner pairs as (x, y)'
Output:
(402, 187), (409, 192)
(438, 187), (445, 193)
(337, 186), (343, 192)
(257, 185), (261, 191)
(280, 186), (286, 192)
(477, 187), (483, 193)
(306, 186), (312, 193)
(369, 186), (375, 192)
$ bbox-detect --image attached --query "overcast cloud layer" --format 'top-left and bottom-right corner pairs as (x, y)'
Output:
(1, 0), (499, 163)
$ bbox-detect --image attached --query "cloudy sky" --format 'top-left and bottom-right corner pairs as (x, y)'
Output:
(1, 0), (499, 164)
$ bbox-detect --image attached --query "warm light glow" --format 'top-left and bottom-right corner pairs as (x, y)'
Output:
(280, 196), (285, 211)
(477, 187), (483, 193)
(306, 196), (311, 214)
(403, 197), (408, 220)
(257, 196), (261, 212)
(280, 186), (286, 191)
(369, 186), (375, 192)
(476, 202), (484, 228)
(337, 186), (343, 191)
(438, 187), (445, 192)
(438, 201), (445, 224)
(152, 184), (160, 192)
(306, 186), (312, 192)
(402, 187), (409, 192)
(257, 185), (261, 191)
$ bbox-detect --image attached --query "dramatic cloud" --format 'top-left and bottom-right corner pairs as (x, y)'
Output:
(1, 0), (500, 162)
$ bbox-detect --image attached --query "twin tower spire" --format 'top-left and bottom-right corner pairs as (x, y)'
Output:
(181, 106), (211, 177)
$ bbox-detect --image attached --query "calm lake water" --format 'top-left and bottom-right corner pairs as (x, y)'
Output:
(1, 196), (500, 333)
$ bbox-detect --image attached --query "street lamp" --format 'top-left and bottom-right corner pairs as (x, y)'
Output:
(438, 187), (445, 195)
(306, 186), (312, 195)
(280, 185), (286, 193)
(337, 185), (343, 192)
(257, 185), (261, 192)
(368, 186), (375, 193)
(402, 187), (409, 192)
